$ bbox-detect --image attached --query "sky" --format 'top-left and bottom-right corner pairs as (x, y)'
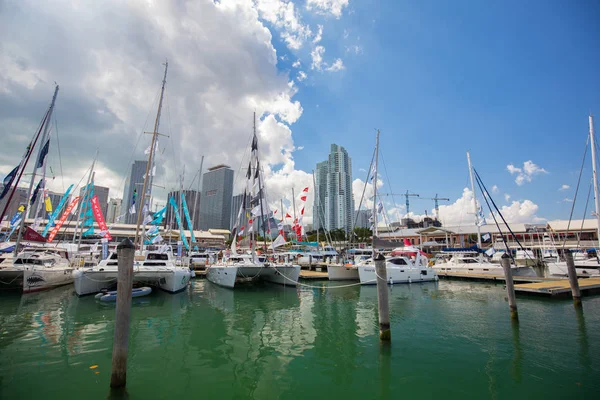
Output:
(1, 0), (600, 229)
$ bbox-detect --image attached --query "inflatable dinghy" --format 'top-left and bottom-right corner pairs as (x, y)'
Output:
(95, 286), (152, 302)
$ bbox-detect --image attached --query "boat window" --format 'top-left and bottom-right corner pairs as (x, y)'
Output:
(14, 258), (23, 264)
(421, 270), (428, 275)
(144, 262), (166, 266)
(388, 258), (407, 265)
(110, 253), (118, 260)
(107, 262), (119, 266)
(147, 253), (169, 261)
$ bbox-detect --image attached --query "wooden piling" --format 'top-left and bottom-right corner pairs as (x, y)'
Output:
(375, 252), (391, 341)
(110, 238), (135, 389)
(500, 254), (518, 321)
(564, 250), (582, 307)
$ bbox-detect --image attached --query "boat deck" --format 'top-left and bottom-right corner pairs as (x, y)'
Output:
(514, 278), (600, 297)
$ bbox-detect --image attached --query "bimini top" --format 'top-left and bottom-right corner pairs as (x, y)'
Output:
(440, 246), (483, 253)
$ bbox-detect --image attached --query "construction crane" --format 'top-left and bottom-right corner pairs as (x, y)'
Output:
(419, 194), (450, 220)
(378, 191), (419, 215)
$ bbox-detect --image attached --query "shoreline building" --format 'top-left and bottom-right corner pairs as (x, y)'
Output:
(314, 144), (354, 234)
(106, 198), (122, 224)
(199, 165), (234, 231)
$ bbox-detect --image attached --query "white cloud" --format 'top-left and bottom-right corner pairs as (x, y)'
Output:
(352, 178), (383, 211)
(292, 59), (301, 68)
(313, 24), (323, 44)
(559, 184), (570, 191)
(297, 71), (307, 81)
(491, 185), (499, 194)
(504, 194), (511, 202)
(311, 45), (325, 70)
(306, 0), (349, 18)
(496, 200), (545, 223)
(255, 0), (312, 50)
(326, 58), (345, 72)
(343, 29), (349, 39)
(345, 45), (363, 54)
(563, 198), (574, 203)
(507, 160), (548, 185)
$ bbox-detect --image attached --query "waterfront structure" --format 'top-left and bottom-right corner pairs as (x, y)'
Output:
(313, 144), (354, 234)
(106, 198), (122, 224)
(354, 209), (372, 229)
(122, 160), (148, 224)
(199, 165), (234, 230)
(165, 189), (201, 230)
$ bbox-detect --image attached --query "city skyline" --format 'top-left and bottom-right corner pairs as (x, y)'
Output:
(199, 165), (234, 231)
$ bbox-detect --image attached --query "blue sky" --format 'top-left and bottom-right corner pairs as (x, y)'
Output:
(272, 0), (600, 221)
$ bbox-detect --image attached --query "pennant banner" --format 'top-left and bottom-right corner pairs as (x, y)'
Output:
(168, 197), (189, 250)
(48, 196), (80, 242)
(181, 193), (196, 243)
(43, 184), (73, 237)
(91, 194), (112, 240)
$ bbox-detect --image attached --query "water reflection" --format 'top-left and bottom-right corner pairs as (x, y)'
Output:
(575, 306), (590, 372)
(511, 320), (522, 383)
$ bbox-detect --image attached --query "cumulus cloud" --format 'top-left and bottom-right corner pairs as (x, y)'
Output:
(559, 184), (570, 191)
(313, 24), (323, 44)
(504, 194), (511, 202)
(352, 178), (383, 211)
(292, 59), (301, 68)
(496, 200), (545, 223)
(326, 58), (345, 71)
(297, 71), (307, 81)
(506, 160), (548, 185)
(255, 0), (312, 50)
(306, 0), (349, 18)
(491, 185), (499, 194)
(0, 0), (315, 215)
(310, 45), (344, 72)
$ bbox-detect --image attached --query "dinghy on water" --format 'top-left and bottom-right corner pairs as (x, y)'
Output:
(94, 286), (152, 302)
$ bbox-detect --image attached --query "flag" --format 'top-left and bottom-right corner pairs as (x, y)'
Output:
(129, 188), (137, 214)
(152, 234), (163, 244)
(150, 206), (167, 225)
(485, 248), (496, 256)
(482, 232), (491, 242)
(248, 218), (253, 224)
(285, 212), (291, 218)
(477, 206), (487, 227)
(36, 139), (50, 169)
(377, 201), (383, 214)
(369, 164), (376, 182)
(273, 209), (278, 215)
(300, 195), (307, 201)
(251, 203), (269, 216)
(143, 214), (153, 224)
(270, 234), (286, 249)
(248, 225), (254, 233)
(302, 187), (309, 193)
(30, 179), (44, 205)
(300, 206), (305, 215)
(147, 225), (159, 236)
(238, 226), (245, 236)
(44, 195), (53, 213)
(0, 165), (19, 200)
(251, 134), (258, 151)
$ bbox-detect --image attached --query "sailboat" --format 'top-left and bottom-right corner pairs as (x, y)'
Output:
(206, 113), (300, 289)
(357, 130), (438, 285)
(73, 61), (192, 296)
(546, 116), (600, 277)
(432, 152), (536, 277)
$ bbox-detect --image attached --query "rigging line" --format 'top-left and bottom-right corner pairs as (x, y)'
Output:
(561, 134), (590, 250)
(473, 169), (529, 256)
(380, 150), (401, 225)
(577, 180), (593, 249)
(350, 147), (376, 246)
(116, 87), (161, 198)
(473, 172), (514, 263)
(53, 116), (65, 192)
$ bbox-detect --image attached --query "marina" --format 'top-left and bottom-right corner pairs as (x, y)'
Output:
(0, 279), (598, 399)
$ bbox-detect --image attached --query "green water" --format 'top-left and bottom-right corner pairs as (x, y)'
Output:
(0, 279), (598, 399)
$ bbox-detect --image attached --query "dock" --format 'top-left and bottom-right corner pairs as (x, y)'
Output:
(299, 270), (329, 280)
(514, 278), (600, 297)
(436, 272), (552, 284)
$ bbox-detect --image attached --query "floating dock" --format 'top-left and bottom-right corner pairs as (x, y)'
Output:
(436, 272), (551, 284)
(299, 270), (329, 280)
(514, 278), (600, 297)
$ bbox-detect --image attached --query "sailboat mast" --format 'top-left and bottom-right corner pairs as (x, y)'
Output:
(135, 61), (168, 248)
(313, 170), (319, 248)
(191, 156), (204, 230)
(589, 115), (600, 249)
(73, 153), (97, 242)
(371, 130), (380, 255)
(14, 85), (59, 256)
(467, 151), (482, 249)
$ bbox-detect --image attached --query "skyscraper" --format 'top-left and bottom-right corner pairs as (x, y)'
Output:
(122, 160), (148, 224)
(354, 209), (372, 229)
(80, 185), (109, 218)
(165, 189), (201, 231)
(230, 192), (250, 231)
(313, 144), (354, 233)
(106, 198), (122, 224)
(199, 165), (234, 230)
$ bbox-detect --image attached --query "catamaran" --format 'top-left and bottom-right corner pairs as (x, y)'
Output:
(72, 61), (191, 295)
(356, 130), (438, 285)
(206, 113), (300, 289)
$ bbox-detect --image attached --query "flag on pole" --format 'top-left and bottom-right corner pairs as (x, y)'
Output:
(36, 139), (50, 169)
(285, 212), (291, 218)
(302, 187), (309, 193)
(0, 165), (19, 200)
(300, 195), (307, 201)
(270, 234), (286, 249)
(30, 179), (44, 205)
(129, 188), (137, 214)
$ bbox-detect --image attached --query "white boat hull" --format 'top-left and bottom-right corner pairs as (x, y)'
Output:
(358, 265), (437, 285)
(206, 264), (301, 289)
(434, 264), (537, 277)
(73, 267), (191, 296)
(546, 261), (600, 277)
(327, 265), (359, 281)
(23, 266), (73, 293)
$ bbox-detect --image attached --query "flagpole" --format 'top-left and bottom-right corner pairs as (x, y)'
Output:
(14, 85), (59, 256)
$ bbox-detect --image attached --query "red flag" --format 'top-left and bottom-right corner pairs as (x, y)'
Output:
(273, 210), (278, 215)
(300, 195), (307, 201)
(24, 226), (46, 243)
(248, 219), (253, 224)
(302, 187), (309, 192)
(91, 194), (112, 240)
(300, 206), (305, 215)
(285, 213), (291, 218)
(404, 238), (411, 246)
(48, 196), (80, 243)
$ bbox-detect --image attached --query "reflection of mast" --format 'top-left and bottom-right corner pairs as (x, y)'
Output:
(135, 61), (168, 248)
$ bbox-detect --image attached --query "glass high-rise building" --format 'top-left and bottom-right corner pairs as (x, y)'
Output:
(199, 165), (234, 231)
(313, 144), (354, 233)
(165, 189), (201, 231)
(122, 160), (148, 225)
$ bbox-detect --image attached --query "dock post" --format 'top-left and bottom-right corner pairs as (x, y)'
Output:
(110, 238), (135, 389)
(564, 250), (582, 307)
(375, 252), (391, 341)
(500, 254), (518, 321)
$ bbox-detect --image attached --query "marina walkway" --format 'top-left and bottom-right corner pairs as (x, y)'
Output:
(515, 278), (600, 297)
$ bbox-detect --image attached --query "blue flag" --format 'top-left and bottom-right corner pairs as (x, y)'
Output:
(36, 139), (50, 169)
(30, 179), (44, 205)
(0, 165), (19, 200)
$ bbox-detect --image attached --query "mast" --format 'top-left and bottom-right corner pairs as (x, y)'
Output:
(252, 112), (269, 253)
(73, 153), (97, 242)
(135, 61), (168, 249)
(589, 115), (600, 249)
(371, 130), (380, 257)
(14, 85), (59, 256)
(191, 156), (204, 231)
(313, 170), (319, 248)
(467, 151), (483, 250)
